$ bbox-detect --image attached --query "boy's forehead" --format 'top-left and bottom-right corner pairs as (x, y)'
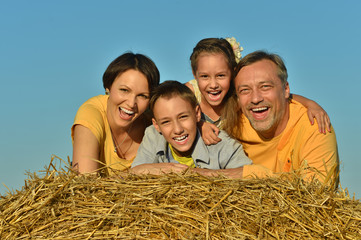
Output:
(153, 95), (195, 117)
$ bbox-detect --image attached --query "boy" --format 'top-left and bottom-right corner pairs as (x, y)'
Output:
(130, 81), (252, 175)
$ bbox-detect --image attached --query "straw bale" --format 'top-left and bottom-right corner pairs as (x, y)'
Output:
(1, 155), (360, 239)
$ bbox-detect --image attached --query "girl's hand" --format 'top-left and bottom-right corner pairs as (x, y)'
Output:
(292, 94), (331, 133)
(198, 121), (221, 145)
(306, 103), (331, 133)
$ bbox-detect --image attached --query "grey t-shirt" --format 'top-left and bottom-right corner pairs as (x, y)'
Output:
(131, 125), (252, 169)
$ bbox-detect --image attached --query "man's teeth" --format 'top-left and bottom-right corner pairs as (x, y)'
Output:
(174, 135), (188, 141)
(120, 107), (134, 115)
(252, 107), (268, 112)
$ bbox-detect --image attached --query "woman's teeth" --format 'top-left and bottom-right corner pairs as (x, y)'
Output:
(120, 107), (134, 115)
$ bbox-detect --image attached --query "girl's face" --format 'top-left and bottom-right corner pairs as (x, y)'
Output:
(193, 53), (231, 107)
(107, 69), (150, 129)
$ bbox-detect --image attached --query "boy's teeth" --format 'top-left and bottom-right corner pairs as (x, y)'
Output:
(120, 107), (134, 114)
(252, 107), (268, 112)
(174, 135), (187, 141)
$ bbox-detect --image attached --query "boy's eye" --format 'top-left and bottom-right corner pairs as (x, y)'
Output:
(160, 120), (170, 125)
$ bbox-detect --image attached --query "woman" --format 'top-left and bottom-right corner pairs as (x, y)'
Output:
(71, 52), (160, 175)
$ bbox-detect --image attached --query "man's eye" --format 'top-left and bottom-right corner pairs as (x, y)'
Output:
(239, 89), (250, 94)
(261, 85), (272, 90)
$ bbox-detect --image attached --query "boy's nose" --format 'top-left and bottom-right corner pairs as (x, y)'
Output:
(173, 121), (184, 134)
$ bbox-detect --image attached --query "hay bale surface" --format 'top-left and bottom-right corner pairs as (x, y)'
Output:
(1, 156), (360, 239)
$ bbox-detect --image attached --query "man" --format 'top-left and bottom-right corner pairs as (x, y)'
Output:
(221, 50), (339, 184)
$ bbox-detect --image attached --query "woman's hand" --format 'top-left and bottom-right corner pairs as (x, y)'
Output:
(130, 163), (189, 175)
(198, 121), (221, 145)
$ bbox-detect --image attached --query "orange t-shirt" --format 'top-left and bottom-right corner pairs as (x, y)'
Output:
(71, 95), (134, 174)
(238, 100), (339, 183)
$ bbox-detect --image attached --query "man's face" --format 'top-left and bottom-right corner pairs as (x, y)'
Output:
(235, 59), (290, 139)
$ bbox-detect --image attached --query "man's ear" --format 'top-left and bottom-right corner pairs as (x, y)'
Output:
(284, 82), (290, 99)
(152, 118), (162, 134)
(195, 105), (201, 122)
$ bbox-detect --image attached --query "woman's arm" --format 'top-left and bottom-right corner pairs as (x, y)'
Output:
(72, 125), (100, 174)
(292, 94), (331, 133)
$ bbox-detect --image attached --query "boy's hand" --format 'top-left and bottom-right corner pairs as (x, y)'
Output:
(198, 121), (221, 145)
(191, 167), (244, 179)
(130, 163), (189, 175)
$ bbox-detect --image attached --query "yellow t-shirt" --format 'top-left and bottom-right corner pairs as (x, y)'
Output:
(169, 144), (196, 168)
(238, 100), (339, 183)
(71, 95), (134, 175)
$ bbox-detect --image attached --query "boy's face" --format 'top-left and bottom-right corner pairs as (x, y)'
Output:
(152, 95), (201, 157)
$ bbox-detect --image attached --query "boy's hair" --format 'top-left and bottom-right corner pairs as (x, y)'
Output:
(150, 80), (198, 113)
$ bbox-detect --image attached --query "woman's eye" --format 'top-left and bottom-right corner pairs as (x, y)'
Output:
(138, 94), (149, 99)
(120, 88), (128, 92)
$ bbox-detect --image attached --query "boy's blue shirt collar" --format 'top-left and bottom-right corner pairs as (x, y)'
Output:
(154, 127), (211, 166)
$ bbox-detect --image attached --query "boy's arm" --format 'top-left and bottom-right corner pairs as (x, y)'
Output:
(292, 94), (331, 133)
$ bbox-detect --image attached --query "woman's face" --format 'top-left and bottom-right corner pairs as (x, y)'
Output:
(107, 69), (150, 129)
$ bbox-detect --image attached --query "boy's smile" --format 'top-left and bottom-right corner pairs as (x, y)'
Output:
(152, 95), (201, 157)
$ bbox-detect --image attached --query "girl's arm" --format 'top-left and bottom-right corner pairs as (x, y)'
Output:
(292, 94), (331, 133)
(72, 125), (101, 174)
(198, 120), (221, 145)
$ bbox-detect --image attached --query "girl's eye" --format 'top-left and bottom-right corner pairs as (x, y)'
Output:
(199, 75), (208, 79)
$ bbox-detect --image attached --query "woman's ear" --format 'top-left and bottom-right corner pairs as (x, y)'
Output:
(152, 118), (162, 135)
(105, 88), (110, 95)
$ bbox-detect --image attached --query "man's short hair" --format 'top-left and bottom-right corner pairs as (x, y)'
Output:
(235, 50), (288, 86)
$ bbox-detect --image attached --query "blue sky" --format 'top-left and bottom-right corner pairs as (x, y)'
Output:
(1, 1), (360, 198)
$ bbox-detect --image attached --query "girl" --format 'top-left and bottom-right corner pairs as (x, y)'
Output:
(186, 37), (331, 145)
